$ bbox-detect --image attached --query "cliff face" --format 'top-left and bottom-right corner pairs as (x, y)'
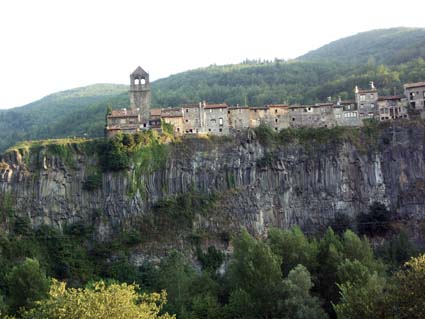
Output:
(1, 124), (425, 242)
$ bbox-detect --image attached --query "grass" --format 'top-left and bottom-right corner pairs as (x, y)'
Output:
(6, 138), (92, 154)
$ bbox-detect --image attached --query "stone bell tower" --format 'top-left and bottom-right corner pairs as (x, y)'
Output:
(129, 66), (151, 119)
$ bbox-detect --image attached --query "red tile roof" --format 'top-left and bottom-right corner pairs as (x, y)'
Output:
(150, 108), (161, 117)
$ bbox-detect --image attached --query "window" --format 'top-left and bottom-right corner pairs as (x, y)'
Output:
(209, 109), (212, 113)
(219, 118), (223, 126)
(360, 104), (364, 109)
(275, 109), (278, 114)
(360, 95), (366, 101)
(208, 129), (211, 132)
(120, 119), (126, 124)
(185, 119), (188, 123)
(410, 92), (415, 100)
(275, 128), (278, 131)
(186, 109), (188, 113)
(371, 104), (375, 108)
(219, 128), (222, 132)
(275, 118), (278, 123)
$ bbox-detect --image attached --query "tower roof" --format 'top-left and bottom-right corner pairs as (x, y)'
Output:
(131, 66), (148, 77)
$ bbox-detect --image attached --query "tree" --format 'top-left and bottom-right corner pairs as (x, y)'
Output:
(156, 251), (195, 316)
(22, 280), (174, 319)
(225, 229), (284, 318)
(268, 227), (318, 276)
(281, 265), (328, 319)
(340, 230), (384, 275)
(390, 254), (425, 319)
(333, 273), (388, 319)
(5, 258), (50, 314)
(315, 228), (344, 313)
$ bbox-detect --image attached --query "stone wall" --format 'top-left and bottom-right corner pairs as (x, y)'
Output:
(1, 123), (425, 242)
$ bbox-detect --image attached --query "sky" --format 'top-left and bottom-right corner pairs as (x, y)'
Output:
(0, 0), (424, 109)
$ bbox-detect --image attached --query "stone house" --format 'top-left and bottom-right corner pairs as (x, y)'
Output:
(182, 104), (202, 134)
(161, 108), (184, 135)
(228, 106), (251, 132)
(377, 96), (409, 121)
(266, 104), (290, 131)
(355, 82), (379, 119)
(404, 82), (425, 119)
(203, 103), (229, 135)
(334, 100), (362, 126)
(249, 106), (269, 128)
(105, 109), (141, 136)
(289, 103), (335, 128)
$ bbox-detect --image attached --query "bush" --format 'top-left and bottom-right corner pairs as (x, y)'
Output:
(197, 246), (224, 272)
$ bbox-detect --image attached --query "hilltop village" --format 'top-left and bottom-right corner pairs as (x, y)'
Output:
(105, 66), (425, 137)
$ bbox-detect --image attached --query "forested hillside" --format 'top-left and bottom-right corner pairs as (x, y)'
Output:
(1, 27), (425, 152)
(0, 84), (128, 152)
(298, 27), (425, 65)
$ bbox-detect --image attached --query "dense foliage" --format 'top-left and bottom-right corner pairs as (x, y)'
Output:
(0, 205), (424, 319)
(298, 27), (425, 65)
(20, 280), (174, 319)
(1, 28), (425, 153)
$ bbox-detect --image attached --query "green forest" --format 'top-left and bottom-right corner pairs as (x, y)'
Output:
(0, 211), (424, 318)
(0, 27), (425, 153)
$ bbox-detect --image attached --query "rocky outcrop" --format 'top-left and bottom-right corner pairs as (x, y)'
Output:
(1, 123), (425, 241)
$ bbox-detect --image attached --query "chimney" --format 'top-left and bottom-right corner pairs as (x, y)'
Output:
(337, 96), (341, 106)
(327, 96), (332, 102)
(355, 85), (359, 94)
(370, 81), (375, 89)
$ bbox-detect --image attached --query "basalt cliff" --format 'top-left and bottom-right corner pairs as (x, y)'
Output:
(1, 123), (425, 249)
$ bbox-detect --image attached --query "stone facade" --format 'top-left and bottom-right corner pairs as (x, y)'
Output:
(106, 67), (422, 137)
(404, 82), (425, 119)
(228, 106), (251, 132)
(334, 100), (362, 126)
(129, 66), (151, 119)
(289, 103), (335, 128)
(203, 103), (229, 135)
(377, 96), (409, 121)
(355, 82), (379, 119)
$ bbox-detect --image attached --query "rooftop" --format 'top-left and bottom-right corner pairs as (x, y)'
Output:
(404, 82), (425, 89)
(108, 109), (139, 118)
